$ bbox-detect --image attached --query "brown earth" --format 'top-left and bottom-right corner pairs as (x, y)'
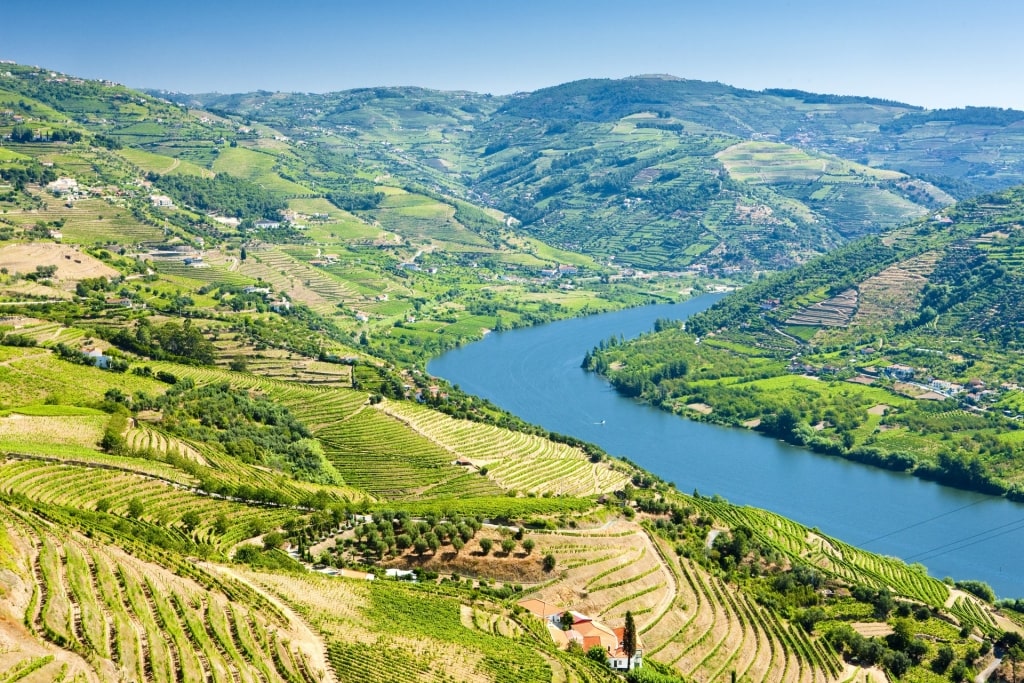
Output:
(0, 243), (118, 288)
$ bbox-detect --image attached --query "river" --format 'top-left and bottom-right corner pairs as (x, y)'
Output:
(429, 294), (1024, 598)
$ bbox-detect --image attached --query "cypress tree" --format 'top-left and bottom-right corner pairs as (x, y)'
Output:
(623, 610), (637, 670)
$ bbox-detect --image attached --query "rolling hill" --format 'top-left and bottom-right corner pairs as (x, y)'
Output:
(172, 75), (1024, 274)
(0, 60), (1023, 683)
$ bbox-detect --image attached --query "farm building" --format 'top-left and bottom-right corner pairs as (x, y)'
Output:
(518, 599), (642, 670)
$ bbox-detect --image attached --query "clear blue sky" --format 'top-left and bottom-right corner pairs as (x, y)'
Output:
(4, 0), (1022, 109)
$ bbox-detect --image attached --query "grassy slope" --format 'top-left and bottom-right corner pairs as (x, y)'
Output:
(0, 61), (1021, 683)
(592, 187), (1024, 497)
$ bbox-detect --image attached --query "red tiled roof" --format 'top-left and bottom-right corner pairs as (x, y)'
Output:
(518, 599), (561, 618)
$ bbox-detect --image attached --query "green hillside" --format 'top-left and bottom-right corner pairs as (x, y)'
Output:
(177, 76), (1024, 275)
(587, 186), (1024, 500)
(0, 61), (1022, 683)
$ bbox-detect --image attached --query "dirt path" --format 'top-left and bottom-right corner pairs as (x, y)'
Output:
(638, 527), (679, 633)
(975, 656), (1002, 683)
(201, 563), (336, 683)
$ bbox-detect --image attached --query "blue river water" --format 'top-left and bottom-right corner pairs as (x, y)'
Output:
(429, 294), (1024, 598)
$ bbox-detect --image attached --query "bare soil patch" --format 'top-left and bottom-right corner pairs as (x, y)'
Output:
(785, 289), (858, 327)
(851, 622), (894, 638)
(0, 243), (117, 288)
(687, 402), (713, 415)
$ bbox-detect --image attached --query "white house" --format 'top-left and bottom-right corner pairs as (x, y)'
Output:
(518, 600), (642, 670)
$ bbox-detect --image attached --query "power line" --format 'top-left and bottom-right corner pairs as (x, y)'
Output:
(904, 516), (1024, 563)
(858, 498), (987, 547)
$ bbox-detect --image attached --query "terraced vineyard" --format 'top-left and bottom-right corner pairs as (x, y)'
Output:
(0, 317), (86, 347)
(123, 423), (205, 464)
(848, 252), (938, 330)
(239, 568), (593, 683)
(4, 194), (165, 245)
(0, 503), (328, 683)
(153, 259), (255, 287)
(784, 289), (858, 328)
(381, 400), (630, 496)
(239, 247), (363, 314)
(523, 520), (849, 683)
(0, 457), (294, 550)
(310, 406), (469, 498)
(368, 187), (495, 251)
(690, 498), (953, 608)
(211, 340), (353, 387)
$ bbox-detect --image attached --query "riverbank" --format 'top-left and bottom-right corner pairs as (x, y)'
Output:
(429, 295), (1024, 598)
(603, 384), (1024, 504)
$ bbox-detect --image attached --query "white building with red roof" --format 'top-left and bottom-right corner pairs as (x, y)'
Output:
(518, 599), (642, 670)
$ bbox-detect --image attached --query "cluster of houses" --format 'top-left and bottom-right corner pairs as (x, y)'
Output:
(518, 599), (642, 671)
(790, 355), (1014, 411)
(539, 264), (579, 279)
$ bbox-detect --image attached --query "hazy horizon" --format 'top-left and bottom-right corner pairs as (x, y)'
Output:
(5, 0), (1024, 110)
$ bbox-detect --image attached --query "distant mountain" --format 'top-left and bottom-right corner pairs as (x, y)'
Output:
(180, 76), (1024, 272)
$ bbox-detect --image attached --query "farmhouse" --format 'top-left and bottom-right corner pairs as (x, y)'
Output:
(46, 177), (78, 195)
(82, 348), (111, 369)
(885, 364), (915, 381)
(150, 194), (174, 208)
(518, 599), (642, 671)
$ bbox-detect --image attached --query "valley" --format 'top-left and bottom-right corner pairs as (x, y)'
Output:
(0, 58), (1023, 683)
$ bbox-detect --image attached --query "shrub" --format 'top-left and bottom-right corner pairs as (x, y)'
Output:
(127, 498), (145, 519)
(263, 531), (285, 551)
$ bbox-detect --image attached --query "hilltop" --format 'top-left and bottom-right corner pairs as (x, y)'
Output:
(587, 186), (1024, 500)
(0, 60), (1023, 683)
(171, 76), (1024, 273)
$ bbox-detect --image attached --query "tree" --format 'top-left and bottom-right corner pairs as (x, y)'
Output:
(479, 538), (493, 556)
(884, 650), (911, 679)
(127, 498), (145, 519)
(522, 538), (535, 555)
(560, 611), (575, 630)
(213, 513), (229, 535)
(95, 497), (112, 513)
(263, 531), (285, 551)
(181, 510), (201, 532)
(501, 538), (516, 555)
(932, 644), (955, 673)
(586, 645), (607, 665)
(622, 611), (637, 670)
(543, 553), (556, 572)
(426, 532), (440, 554)
(949, 661), (970, 682)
